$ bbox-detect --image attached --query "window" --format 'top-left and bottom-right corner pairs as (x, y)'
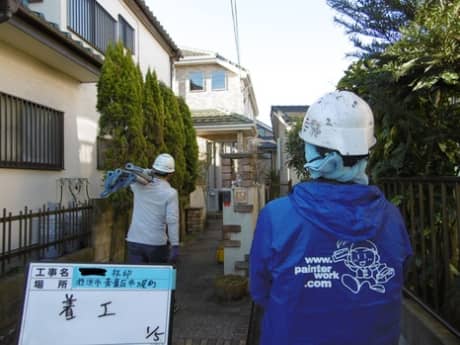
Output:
(118, 15), (135, 53)
(0, 92), (64, 170)
(211, 71), (226, 90)
(67, 0), (116, 53)
(189, 72), (205, 91)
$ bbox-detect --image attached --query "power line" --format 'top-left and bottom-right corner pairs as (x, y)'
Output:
(230, 0), (241, 65)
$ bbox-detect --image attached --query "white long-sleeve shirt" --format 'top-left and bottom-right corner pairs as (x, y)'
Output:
(126, 178), (179, 246)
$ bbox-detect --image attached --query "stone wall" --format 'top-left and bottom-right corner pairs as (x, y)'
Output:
(186, 207), (205, 233)
(221, 154), (257, 188)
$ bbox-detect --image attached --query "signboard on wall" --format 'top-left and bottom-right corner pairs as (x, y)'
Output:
(17, 262), (175, 345)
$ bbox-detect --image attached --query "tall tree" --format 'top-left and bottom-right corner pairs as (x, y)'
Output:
(177, 96), (199, 195)
(382, 0), (460, 175)
(286, 117), (309, 180)
(159, 82), (186, 194)
(143, 69), (166, 163)
(96, 42), (147, 208)
(97, 42), (147, 169)
(327, 0), (419, 56)
(336, 0), (460, 178)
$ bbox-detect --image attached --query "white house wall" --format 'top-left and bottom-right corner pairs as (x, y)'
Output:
(175, 65), (245, 114)
(0, 41), (101, 212)
(242, 80), (256, 119)
(28, 0), (173, 84)
(27, 0), (65, 30)
(0, 1), (175, 213)
(135, 23), (172, 84)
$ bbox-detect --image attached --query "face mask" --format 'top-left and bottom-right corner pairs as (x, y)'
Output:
(304, 143), (369, 185)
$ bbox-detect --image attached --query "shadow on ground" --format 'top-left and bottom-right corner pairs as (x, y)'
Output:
(172, 217), (251, 345)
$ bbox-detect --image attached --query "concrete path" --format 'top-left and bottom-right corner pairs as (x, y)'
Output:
(171, 215), (251, 345)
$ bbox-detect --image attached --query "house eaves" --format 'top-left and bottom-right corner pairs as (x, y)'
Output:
(176, 57), (245, 76)
(125, 0), (182, 59)
(193, 112), (257, 138)
(0, 1), (103, 82)
(176, 48), (247, 76)
(270, 105), (308, 138)
(243, 73), (259, 116)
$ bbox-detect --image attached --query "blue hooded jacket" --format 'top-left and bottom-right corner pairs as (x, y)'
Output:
(249, 181), (412, 345)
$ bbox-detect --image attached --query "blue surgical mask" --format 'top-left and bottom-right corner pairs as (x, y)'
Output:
(304, 143), (369, 185)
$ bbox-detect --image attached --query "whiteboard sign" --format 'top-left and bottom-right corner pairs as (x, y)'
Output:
(18, 262), (176, 345)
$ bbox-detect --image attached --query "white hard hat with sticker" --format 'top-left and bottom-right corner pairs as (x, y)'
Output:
(152, 153), (175, 173)
(299, 91), (376, 156)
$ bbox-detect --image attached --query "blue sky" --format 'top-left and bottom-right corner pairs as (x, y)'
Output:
(145, 0), (356, 126)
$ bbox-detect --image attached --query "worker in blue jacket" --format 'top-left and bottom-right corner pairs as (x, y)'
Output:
(249, 90), (413, 345)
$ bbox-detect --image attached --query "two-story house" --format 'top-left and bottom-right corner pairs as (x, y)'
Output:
(270, 105), (309, 194)
(0, 0), (180, 213)
(173, 48), (259, 211)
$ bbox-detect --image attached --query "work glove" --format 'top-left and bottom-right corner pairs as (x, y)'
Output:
(168, 245), (179, 264)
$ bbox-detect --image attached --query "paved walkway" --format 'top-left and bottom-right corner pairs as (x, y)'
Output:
(171, 215), (252, 345)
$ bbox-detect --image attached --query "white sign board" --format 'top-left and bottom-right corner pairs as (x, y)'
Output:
(18, 262), (176, 345)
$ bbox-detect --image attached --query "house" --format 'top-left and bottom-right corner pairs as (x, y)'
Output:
(173, 48), (259, 211)
(254, 119), (276, 184)
(270, 105), (309, 194)
(0, 0), (180, 213)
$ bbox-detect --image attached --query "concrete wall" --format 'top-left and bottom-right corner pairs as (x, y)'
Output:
(401, 298), (459, 345)
(223, 185), (265, 276)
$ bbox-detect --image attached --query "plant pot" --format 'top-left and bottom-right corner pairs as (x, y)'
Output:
(214, 274), (248, 301)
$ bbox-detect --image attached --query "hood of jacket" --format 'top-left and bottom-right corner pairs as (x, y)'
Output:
(288, 180), (387, 241)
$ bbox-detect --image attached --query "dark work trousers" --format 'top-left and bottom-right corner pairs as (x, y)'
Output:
(126, 241), (179, 313)
(126, 241), (169, 264)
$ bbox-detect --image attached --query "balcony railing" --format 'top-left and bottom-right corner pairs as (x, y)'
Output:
(67, 0), (116, 53)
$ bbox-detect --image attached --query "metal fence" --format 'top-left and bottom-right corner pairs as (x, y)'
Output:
(0, 202), (93, 277)
(379, 177), (460, 335)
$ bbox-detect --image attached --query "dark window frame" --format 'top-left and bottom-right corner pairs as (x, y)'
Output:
(67, 0), (116, 53)
(118, 15), (135, 53)
(0, 92), (64, 170)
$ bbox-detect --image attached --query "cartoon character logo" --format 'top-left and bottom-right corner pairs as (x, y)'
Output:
(332, 240), (395, 294)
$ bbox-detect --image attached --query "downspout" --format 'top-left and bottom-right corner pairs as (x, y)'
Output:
(0, 0), (20, 24)
(170, 55), (174, 89)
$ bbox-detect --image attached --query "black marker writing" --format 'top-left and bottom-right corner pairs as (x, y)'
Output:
(98, 301), (116, 317)
(59, 294), (76, 320)
(146, 326), (164, 341)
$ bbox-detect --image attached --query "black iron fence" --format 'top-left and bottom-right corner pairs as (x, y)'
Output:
(379, 177), (460, 335)
(0, 202), (93, 277)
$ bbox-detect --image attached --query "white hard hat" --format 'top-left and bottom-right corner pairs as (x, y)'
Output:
(152, 153), (175, 173)
(299, 91), (376, 155)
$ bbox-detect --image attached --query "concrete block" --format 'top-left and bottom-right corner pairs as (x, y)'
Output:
(222, 240), (241, 248)
(234, 204), (253, 213)
(223, 225), (241, 233)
